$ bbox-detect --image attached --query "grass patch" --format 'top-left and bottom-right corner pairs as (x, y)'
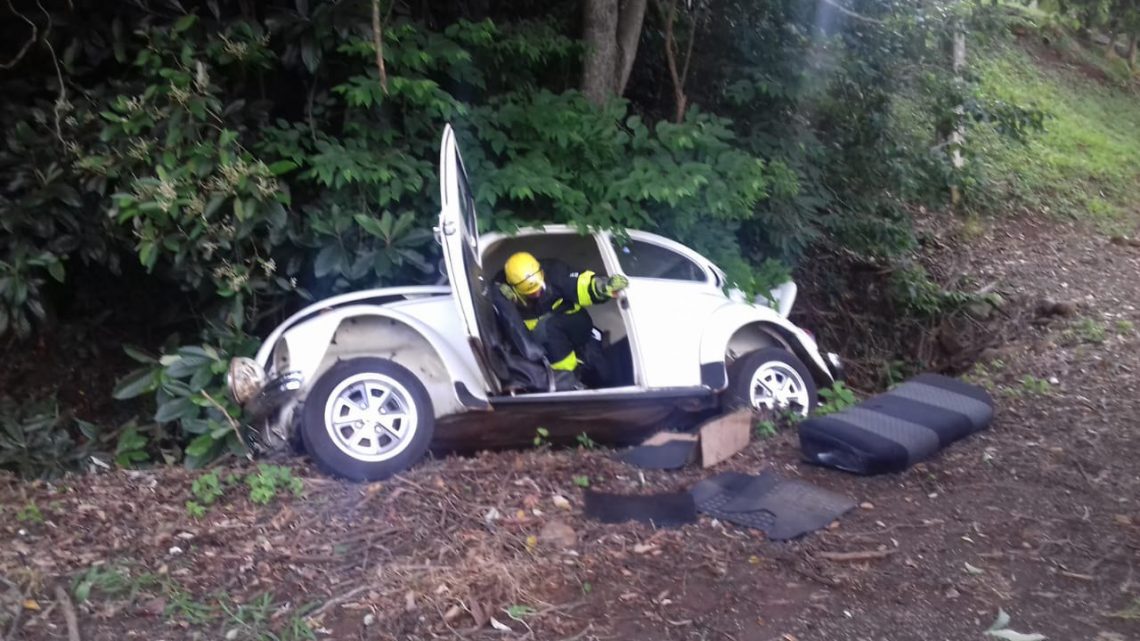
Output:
(1018, 374), (1052, 396)
(1072, 317), (1107, 344)
(970, 39), (1140, 224)
(70, 563), (318, 640)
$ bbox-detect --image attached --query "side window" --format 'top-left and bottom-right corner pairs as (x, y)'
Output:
(612, 239), (707, 282)
(457, 160), (478, 241)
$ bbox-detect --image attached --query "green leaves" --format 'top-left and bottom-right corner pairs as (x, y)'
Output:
(114, 427), (150, 467)
(0, 396), (85, 479)
(246, 464), (304, 504)
(112, 333), (254, 469)
(817, 382), (858, 416)
(113, 367), (160, 400)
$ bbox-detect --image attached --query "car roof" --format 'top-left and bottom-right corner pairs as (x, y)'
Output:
(479, 224), (726, 284)
(480, 225), (703, 259)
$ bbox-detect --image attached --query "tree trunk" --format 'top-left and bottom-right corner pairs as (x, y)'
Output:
(615, 0), (648, 94)
(582, 0), (619, 105)
(949, 25), (967, 207)
(581, 0), (647, 105)
(1129, 34), (1138, 69)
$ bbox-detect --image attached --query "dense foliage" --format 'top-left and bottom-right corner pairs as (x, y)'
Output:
(0, 0), (1048, 474)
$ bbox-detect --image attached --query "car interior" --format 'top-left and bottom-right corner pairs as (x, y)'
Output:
(476, 233), (636, 395)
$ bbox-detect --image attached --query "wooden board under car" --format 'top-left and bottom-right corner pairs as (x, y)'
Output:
(698, 409), (752, 468)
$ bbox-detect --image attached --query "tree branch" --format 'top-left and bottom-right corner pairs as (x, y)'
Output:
(614, 0), (648, 95)
(371, 0), (388, 94)
(1, 0), (38, 70)
(33, 0), (66, 147)
(678, 4), (699, 89)
(654, 0), (687, 123)
(816, 549), (895, 562)
(820, 0), (887, 26)
(54, 585), (80, 641)
(200, 390), (252, 459)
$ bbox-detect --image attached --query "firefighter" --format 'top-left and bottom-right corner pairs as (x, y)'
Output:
(498, 251), (629, 388)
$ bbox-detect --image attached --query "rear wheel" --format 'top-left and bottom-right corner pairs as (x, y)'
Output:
(301, 358), (435, 481)
(726, 347), (817, 416)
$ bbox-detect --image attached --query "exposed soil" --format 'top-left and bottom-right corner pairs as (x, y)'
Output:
(3, 210), (1140, 641)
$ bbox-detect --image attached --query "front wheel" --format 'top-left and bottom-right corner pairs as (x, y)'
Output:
(726, 347), (818, 416)
(300, 358), (435, 481)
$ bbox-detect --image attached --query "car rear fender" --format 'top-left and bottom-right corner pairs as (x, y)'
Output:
(273, 305), (490, 417)
(699, 305), (834, 391)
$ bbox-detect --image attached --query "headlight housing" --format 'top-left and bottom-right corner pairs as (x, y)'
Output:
(226, 357), (266, 406)
(825, 352), (846, 382)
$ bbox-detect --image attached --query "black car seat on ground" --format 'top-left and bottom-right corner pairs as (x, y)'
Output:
(798, 373), (994, 475)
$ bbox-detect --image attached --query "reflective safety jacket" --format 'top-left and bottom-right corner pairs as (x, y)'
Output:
(515, 258), (613, 329)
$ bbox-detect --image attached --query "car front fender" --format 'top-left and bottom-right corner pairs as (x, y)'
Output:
(270, 304), (490, 416)
(698, 302), (835, 391)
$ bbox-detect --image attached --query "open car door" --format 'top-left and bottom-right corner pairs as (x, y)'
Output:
(438, 124), (505, 394)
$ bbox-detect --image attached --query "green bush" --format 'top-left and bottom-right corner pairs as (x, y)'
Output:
(0, 396), (97, 479)
(113, 335), (256, 468)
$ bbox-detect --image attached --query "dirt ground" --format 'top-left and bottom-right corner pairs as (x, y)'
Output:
(3, 211), (1140, 641)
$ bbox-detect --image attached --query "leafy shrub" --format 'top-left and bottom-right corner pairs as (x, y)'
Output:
(754, 419), (778, 439)
(113, 333), (257, 468)
(246, 464), (304, 504)
(889, 265), (976, 318)
(17, 501), (44, 523)
(0, 396), (97, 479)
(816, 382), (858, 416)
(191, 471), (225, 505)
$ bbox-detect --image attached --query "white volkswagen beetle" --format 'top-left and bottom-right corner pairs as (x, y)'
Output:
(227, 124), (844, 481)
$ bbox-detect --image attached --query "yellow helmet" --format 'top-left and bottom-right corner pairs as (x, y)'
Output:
(504, 251), (544, 297)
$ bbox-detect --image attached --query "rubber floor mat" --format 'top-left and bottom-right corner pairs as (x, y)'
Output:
(616, 440), (697, 470)
(583, 489), (697, 528)
(690, 470), (856, 541)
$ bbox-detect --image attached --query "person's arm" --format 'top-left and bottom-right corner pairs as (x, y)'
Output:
(545, 260), (628, 308)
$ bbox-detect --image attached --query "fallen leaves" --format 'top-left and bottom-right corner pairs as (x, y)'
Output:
(538, 520), (577, 548)
(141, 597), (166, 616)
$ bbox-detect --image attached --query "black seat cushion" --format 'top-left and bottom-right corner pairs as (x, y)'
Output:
(487, 284), (546, 363)
(799, 373), (994, 475)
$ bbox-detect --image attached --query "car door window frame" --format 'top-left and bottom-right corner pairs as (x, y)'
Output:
(608, 235), (713, 284)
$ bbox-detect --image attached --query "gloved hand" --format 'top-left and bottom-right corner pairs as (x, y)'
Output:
(499, 282), (522, 304)
(604, 274), (629, 296)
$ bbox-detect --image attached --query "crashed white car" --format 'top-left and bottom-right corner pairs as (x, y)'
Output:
(228, 125), (844, 481)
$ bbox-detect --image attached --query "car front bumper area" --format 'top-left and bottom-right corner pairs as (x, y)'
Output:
(824, 351), (846, 382)
(226, 357), (304, 421)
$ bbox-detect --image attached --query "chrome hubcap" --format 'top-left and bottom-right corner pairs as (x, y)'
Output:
(749, 362), (810, 415)
(324, 373), (417, 462)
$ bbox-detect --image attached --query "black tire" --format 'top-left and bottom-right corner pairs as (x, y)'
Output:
(725, 347), (818, 416)
(300, 358), (435, 481)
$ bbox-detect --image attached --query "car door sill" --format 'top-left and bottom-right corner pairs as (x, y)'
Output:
(489, 386), (712, 405)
